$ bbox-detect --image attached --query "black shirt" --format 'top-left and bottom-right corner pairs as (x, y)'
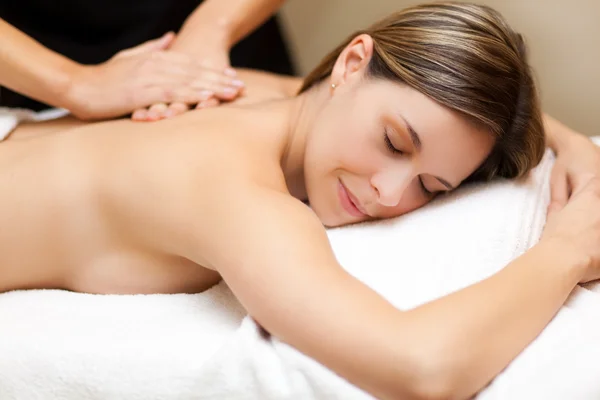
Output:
(0, 0), (295, 110)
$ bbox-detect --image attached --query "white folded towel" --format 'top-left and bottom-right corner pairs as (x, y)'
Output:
(0, 109), (598, 400)
(0, 107), (69, 141)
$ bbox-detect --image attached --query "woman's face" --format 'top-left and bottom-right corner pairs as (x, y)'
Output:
(304, 79), (495, 227)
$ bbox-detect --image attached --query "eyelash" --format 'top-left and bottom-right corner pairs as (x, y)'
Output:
(383, 128), (433, 196)
(383, 129), (402, 155)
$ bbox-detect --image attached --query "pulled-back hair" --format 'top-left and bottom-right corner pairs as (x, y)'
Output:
(299, 2), (545, 181)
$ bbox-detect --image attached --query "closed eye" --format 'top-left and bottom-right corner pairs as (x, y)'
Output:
(383, 129), (403, 155)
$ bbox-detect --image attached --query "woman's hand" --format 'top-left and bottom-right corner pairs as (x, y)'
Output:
(549, 133), (600, 213)
(66, 32), (243, 120)
(543, 175), (600, 283)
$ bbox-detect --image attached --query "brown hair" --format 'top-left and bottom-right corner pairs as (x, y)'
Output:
(299, 2), (545, 181)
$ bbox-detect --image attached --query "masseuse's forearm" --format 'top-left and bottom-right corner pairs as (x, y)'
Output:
(0, 18), (80, 110)
(402, 240), (584, 399)
(175, 0), (286, 50)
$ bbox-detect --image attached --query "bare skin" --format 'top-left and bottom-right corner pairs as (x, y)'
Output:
(2, 36), (600, 400)
(0, 105), (283, 294)
(0, 69), (300, 295)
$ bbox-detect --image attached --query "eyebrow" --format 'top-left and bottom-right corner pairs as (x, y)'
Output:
(398, 113), (456, 191)
(399, 114), (422, 152)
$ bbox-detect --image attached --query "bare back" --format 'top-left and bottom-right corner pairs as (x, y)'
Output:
(0, 108), (287, 294)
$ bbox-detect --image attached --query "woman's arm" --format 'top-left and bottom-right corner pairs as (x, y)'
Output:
(543, 113), (600, 211)
(543, 113), (580, 154)
(189, 180), (599, 400)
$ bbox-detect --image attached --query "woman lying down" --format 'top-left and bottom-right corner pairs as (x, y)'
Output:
(2, 3), (600, 399)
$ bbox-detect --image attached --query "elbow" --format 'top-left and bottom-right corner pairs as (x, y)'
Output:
(405, 371), (457, 400)
(396, 349), (474, 400)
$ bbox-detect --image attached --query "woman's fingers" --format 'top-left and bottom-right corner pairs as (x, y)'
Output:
(548, 164), (569, 215)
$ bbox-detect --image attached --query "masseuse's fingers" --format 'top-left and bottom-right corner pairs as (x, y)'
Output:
(131, 90), (214, 121)
(148, 57), (244, 102)
(196, 98), (220, 109)
(190, 70), (245, 93)
(131, 108), (148, 121)
(76, 35), (245, 120)
(548, 164), (570, 216)
(164, 102), (189, 118)
(146, 103), (169, 121)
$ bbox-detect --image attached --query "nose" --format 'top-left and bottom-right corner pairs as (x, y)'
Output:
(370, 166), (414, 207)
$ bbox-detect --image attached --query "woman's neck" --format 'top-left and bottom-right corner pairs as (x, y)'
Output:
(278, 82), (328, 201)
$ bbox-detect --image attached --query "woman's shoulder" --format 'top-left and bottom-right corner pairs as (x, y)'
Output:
(127, 107), (292, 250)
(167, 106), (288, 179)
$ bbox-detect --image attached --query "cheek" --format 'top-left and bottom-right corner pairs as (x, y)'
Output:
(308, 119), (380, 174)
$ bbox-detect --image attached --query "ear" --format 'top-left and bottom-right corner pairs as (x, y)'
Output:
(330, 34), (374, 88)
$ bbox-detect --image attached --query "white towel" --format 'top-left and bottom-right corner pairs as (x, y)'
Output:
(0, 109), (599, 400)
(0, 107), (69, 141)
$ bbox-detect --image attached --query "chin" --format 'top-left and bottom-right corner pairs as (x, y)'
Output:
(305, 195), (338, 228)
(309, 204), (338, 227)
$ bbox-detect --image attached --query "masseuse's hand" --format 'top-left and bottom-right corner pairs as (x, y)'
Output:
(548, 133), (600, 215)
(131, 37), (245, 121)
(68, 32), (241, 120)
(543, 175), (600, 283)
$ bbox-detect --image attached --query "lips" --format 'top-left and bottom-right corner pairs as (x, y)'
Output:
(338, 180), (367, 218)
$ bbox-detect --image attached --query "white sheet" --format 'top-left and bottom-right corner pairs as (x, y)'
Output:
(0, 109), (598, 400)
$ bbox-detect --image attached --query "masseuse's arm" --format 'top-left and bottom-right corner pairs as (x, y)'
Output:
(174, 0), (286, 59)
(134, 0), (287, 120)
(194, 181), (598, 400)
(0, 18), (237, 120)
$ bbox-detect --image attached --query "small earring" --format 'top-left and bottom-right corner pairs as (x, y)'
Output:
(331, 83), (337, 89)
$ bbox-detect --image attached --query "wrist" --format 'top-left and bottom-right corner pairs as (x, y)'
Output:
(535, 238), (590, 282)
(63, 64), (95, 120)
(33, 55), (83, 115)
(175, 17), (232, 53)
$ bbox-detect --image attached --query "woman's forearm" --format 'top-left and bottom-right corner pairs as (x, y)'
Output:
(175, 0), (286, 50)
(543, 113), (582, 153)
(400, 240), (585, 399)
(0, 18), (80, 110)
(207, 188), (590, 399)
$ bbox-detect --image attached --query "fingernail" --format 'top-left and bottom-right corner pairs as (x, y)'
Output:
(199, 90), (213, 100)
(222, 87), (237, 96)
(147, 111), (159, 120)
(164, 110), (176, 118)
(230, 79), (245, 88)
(224, 68), (237, 77)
